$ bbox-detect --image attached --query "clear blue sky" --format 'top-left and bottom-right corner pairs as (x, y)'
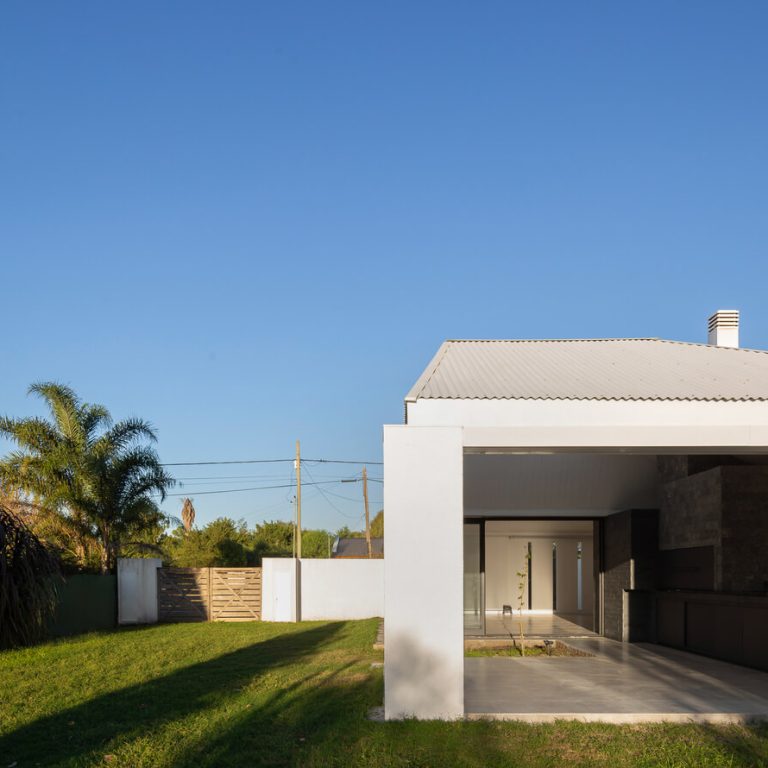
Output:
(2, 2), (767, 532)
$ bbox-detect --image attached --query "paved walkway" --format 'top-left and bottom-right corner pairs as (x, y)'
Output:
(465, 638), (768, 723)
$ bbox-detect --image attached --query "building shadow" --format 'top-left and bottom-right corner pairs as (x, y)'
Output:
(0, 622), (347, 767)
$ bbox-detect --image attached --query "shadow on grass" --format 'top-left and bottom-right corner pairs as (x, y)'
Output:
(689, 722), (768, 767)
(0, 622), (347, 767)
(5, 622), (768, 768)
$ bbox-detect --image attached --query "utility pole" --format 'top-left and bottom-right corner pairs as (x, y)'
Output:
(295, 440), (302, 559)
(363, 465), (372, 559)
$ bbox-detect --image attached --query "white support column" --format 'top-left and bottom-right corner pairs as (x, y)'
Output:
(384, 425), (464, 720)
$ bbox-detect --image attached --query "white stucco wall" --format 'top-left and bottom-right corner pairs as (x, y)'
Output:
(261, 558), (298, 622)
(407, 397), (768, 432)
(300, 559), (384, 620)
(117, 557), (161, 624)
(384, 425), (464, 720)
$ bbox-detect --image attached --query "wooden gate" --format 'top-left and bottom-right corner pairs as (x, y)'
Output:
(157, 567), (261, 622)
(211, 568), (262, 621)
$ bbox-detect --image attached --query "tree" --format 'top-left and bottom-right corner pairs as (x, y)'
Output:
(370, 510), (383, 538)
(0, 501), (61, 649)
(162, 518), (335, 566)
(300, 528), (334, 558)
(181, 498), (196, 532)
(164, 517), (249, 567)
(0, 382), (175, 573)
(335, 525), (364, 539)
(250, 520), (295, 561)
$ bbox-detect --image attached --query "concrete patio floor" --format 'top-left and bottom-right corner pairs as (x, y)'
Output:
(465, 638), (768, 723)
(468, 612), (595, 638)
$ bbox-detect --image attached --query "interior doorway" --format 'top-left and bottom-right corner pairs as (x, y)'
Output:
(464, 519), (597, 637)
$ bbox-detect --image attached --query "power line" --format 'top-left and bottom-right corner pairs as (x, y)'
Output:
(303, 466), (365, 521)
(321, 486), (383, 505)
(161, 457), (383, 467)
(161, 459), (292, 467)
(174, 474), (359, 481)
(304, 459), (383, 466)
(164, 479), (355, 497)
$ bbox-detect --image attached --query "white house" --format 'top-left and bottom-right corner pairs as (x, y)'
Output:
(383, 310), (768, 719)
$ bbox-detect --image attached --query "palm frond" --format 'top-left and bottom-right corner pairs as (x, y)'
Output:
(28, 382), (85, 448)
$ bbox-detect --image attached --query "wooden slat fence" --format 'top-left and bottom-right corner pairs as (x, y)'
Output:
(157, 567), (261, 622)
(211, 568), (262, 621)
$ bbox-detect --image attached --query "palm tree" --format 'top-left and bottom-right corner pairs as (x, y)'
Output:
(181, 498), (196, 532)
(0, 382), (175, 573)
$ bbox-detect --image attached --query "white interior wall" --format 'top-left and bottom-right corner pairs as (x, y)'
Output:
(530, 538), (554, 611)
(485, 535), (529, 611)
(555, 538), (579, 613)
(384, 425), (464, 720)
(483, 521), (593, 615)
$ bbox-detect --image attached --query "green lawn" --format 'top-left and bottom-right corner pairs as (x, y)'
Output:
(1, 619), (768, 767)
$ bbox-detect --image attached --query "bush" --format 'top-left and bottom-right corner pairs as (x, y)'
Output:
(0, 503), (61, 649)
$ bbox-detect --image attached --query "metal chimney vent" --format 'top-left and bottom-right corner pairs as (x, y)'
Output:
(707, 310), (740, 348)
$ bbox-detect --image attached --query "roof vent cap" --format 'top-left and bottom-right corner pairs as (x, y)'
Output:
(707, 310), (739, 348)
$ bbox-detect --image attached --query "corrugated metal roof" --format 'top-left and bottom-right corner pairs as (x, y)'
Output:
(332, 537), (384, 557)
(405, 339), (768, 402)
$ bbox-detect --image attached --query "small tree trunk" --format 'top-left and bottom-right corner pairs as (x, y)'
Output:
(100, 527), (111, 574)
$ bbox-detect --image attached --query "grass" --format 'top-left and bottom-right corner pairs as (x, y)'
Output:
(0, 619), (766, 767)
(466, 645), (547, 657)
(465, 640), (592, 657)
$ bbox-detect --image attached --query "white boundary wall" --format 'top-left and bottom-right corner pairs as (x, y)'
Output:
(261, 558), (298, 622)
(117, 557), (161, 624)
(262, 558), (383, 622)
(300, 559), (384, 620)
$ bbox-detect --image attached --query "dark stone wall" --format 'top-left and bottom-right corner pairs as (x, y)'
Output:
(658, 463), (768, 594)
(601, 509), (658, 641)
(602, 511), (631, 641)
(630, 510), (659, 591)
(659, 466), (722, 588)
(721, 466), (768, 593)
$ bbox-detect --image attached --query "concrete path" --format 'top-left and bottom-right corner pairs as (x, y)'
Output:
(373, 619), (384, 650)
(465, 638), (768, 723)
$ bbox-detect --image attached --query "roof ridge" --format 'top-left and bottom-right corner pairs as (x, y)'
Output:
(442, 338), (768, 354)
(654, 338), (768, 355)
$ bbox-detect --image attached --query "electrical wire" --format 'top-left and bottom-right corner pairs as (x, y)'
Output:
(164, 479), (356, 497)
(161, 459), (292, 466)
(161, 457), (382, 467)
(303, 465), (365, 521)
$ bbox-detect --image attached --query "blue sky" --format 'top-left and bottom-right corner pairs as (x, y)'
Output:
(2, 2), (767, 532)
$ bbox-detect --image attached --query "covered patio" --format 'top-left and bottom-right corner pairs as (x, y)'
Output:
(466, 638), (768, 723)
(384, 331), (768, 720)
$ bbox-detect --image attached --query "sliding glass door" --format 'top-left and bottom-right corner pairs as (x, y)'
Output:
(463, 521), (484, 635)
